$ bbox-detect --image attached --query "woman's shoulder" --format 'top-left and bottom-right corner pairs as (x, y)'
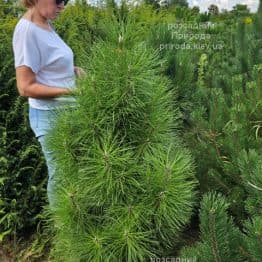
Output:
(13, 18), (36, 38)
(14, 17), (53, 35)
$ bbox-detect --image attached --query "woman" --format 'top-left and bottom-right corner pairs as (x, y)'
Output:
(12, 0), (85, 207)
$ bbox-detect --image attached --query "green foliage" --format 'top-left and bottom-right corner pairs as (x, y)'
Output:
(169, 0), (188, 8)
(231, 4), (251, 17)
(208, 4), (219, 16)
(180, 192), (262, 262)
(0, 6), (47, 242)
(46, 15), (197, 261)
(0, 2), (112, 245)
(243, 216), (262, 261)
(237, 149), (262, 216)
(251, 1), (262, 65)
(53, 3), (101, 67)
(172, 5), (262, 223)
(0, 1), (261, 260)
(180, 192), (260, 262)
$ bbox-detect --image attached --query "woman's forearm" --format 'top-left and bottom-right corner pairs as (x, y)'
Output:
(21, 82), (72, 98)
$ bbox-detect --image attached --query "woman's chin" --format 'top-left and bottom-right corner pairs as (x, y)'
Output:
(50, 13), (60, 20)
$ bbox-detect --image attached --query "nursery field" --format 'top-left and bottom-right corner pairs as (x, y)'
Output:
(0, 0), (261, 261)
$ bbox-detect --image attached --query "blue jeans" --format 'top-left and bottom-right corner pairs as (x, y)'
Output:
(29, 106), (59, 207)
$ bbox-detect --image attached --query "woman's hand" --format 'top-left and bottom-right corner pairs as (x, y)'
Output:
(74, 66), (87, 78)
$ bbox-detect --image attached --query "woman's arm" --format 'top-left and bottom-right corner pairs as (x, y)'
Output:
(16, 66), (71, 98)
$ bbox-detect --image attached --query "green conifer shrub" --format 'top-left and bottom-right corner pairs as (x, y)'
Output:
(180, 191), (262, 262)
(238, 147), (262, 261)
(180, 192), (248, 261)
(176, 4), (262, 222)
(46, 16), (198, 261)
(242, 216), (262, 261)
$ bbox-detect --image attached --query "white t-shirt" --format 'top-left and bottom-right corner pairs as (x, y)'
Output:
(12, 18), (76, 110)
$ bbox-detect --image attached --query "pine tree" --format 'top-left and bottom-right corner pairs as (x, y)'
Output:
(169, 0), (188, 8)
(237, 147), (261, 261)
(250, 0), (262, 66)
(242, 216), (262, 261)
(180, 191), (262, 261)
(177, 23), (262, 257)
(177, 1), (262, 221)
(46, 15), (198, 261)
(208, 4), (219, 16)
(237, 148), (262, 217)
(180, 192), (249, 262)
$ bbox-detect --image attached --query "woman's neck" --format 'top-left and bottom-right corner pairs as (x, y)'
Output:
(25, 7), (48, 26)
(23, 8), (51, 31)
